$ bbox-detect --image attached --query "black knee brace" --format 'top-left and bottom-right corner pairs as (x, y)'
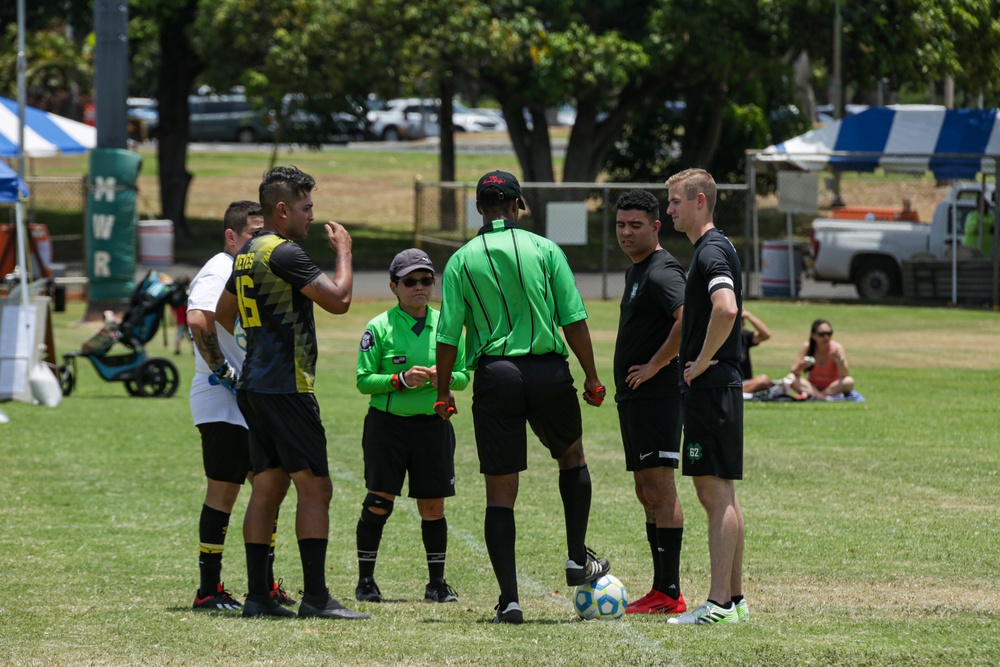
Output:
(361, 493), (393, 526)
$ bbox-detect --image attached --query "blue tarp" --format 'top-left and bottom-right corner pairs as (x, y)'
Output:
(758, 106), (1000, 179)
(0, 160), (29, 202)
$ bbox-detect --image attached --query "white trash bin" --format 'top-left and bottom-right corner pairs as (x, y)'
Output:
(761, 240), (804, 297)
(138, 219), (174, 266)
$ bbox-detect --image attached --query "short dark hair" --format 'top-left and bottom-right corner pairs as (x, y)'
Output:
(616, 190), (659, 219)
(223, 200), (262, 236)
(479, 199), (512, 219)
(259, 165), (316, 215)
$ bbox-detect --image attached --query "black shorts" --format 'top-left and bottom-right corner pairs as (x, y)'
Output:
(237, 390), (329, 477)
(618, 396), (682, 472)
(681, 386), (743, 479)
(361, 407), (456, 498)
(472, 354), (582, 476)
(197, 421), (251, 484)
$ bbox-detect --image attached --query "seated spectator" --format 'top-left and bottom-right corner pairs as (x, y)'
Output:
(785, 319), (855, 400)
(740, 309), (771, 395)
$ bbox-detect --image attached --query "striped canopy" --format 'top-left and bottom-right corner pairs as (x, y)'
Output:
(758, 106), (1000, 179)
(0, 96), (96, 158)
(0, 160), (29, 202)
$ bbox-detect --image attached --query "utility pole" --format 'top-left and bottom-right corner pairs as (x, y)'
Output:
(94, 0), (129, 149)
(832, 0), (843, 119)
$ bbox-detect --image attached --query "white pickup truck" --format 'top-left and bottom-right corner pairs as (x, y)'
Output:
(809, 182), (992, 299)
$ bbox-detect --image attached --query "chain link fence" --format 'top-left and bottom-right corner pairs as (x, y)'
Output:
(0, 176), (87, 272)
(414, 179), (750, 301)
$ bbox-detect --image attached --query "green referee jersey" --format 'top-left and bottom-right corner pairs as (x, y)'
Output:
(357, 305), (470, 416)
(437, 219), (589, 369)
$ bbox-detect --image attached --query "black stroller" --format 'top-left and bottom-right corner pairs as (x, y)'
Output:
(58, 270), (185, 398)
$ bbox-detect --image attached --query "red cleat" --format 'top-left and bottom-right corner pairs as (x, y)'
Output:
(625, 589), (686, 614)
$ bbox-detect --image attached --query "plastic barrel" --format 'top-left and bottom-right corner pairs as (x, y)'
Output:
(761, 240), (803, 297)
(137, 220), (174, 266)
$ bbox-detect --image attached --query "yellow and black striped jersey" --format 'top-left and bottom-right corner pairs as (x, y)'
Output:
(226, 231), (324, 393)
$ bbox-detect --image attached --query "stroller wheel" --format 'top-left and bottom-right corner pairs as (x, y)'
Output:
(134, 358), (180, 398)
(124, 380), (142, 397)
(58, 364), (75, 397)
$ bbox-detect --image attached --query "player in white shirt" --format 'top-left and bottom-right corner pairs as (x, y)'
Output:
(187, 201), (294, 611)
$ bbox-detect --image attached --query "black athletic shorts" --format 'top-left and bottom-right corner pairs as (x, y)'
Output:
(618, 396), (682, 472)
(197, 421), (251, 484)
(237, 390), (329, 477)
(472, 353), (582, 476)
(681, 386), (743, 479)
(361, 407), (456, 498)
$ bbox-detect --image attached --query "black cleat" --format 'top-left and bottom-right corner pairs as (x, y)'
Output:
(242, 594), (296, 618)
(192, 582), (242, 612)
(355, 577), (383, 603)
(299, 591), (370, 620)
(424, 578), (459, 603)
(565, 547), (611, 587)
(493, 597), (524, 624)
(270, 578), (297, 607)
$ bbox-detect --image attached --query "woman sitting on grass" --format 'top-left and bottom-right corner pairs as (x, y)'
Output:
(785, 319), (856, 400)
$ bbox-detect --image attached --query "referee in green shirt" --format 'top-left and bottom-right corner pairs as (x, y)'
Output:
(434, 170), (611, 624)
(354, 249), (470, 605)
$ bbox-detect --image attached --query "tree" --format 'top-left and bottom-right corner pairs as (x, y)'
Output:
(0, 22), (92, 120)
(129, 0), (203, 237)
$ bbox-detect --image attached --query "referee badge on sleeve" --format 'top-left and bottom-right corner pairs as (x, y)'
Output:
(360, 330), (375, 352)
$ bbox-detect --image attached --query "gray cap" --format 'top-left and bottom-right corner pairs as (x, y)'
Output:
(389, 248), (435, 282)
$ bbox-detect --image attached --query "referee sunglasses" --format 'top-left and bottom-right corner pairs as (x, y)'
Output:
(397, 276), (435, 288)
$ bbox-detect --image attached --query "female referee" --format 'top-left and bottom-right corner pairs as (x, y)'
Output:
(353, 248), (469, 603)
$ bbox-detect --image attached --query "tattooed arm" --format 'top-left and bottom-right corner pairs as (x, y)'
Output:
(187, 308), (227, 370)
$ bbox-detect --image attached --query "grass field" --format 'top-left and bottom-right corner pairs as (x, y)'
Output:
(1, 299), (997, 666)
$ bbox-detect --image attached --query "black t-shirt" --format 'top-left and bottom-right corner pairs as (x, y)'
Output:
(740, 329), (755, 380)
(614, 249), (685, 401)
(680, 227), (743, 390)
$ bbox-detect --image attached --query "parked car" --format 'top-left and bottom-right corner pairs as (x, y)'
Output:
(278, 94), (368, 144)
(366, 98), (505, 141)
(188, 93), (274, 143)
(126, 97), (158, 140)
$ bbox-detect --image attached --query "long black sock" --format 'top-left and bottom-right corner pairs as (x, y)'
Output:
(655, 526), (683, 598)
(267, 509), (279, 588)
(422, 517), (448, 581)
(356, 516), (385, 580)
(485, 507), (518, 604)
(559, 465), (591, 565)
(245, 542), (271, 597)
(298, 538), (328, 601)
(645, 521), (659, 593)
(198, 505), (230, 595)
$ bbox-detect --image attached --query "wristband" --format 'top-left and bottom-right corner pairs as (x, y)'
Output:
(583, 384), (606, 405)
(399, 370), (412, 389)
(434, 400), (457, 414)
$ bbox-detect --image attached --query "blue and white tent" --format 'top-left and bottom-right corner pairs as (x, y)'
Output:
(0, 96), (96, 158)
(758, 106), (1000, 179)
(0, 160), (29, 202)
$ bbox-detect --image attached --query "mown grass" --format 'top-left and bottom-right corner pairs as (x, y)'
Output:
(0, 300), (997, 666)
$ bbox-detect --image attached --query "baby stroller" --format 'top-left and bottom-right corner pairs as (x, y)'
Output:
(58, 270), (185, 398)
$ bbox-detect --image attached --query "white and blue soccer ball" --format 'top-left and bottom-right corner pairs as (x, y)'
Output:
(574, 574), (627, 620)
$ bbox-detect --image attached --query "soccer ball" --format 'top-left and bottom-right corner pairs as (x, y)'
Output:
(573, 574), (627, 620)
